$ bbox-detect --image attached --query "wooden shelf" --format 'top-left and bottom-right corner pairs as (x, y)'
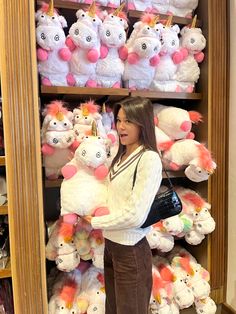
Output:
(128, 10), (202, 27)
(41, 86), (201, 101)
(130, 90), (202, 100)
(0, 203), (8, 215)
(45, 171), (185, 188)
(0, 156), (5, 166)
(41, 86), (129, 101)
(0, 260), (11, 279)
(37, 0), (89, 11)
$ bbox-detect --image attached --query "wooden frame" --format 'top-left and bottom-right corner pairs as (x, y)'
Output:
(0, 0), (47, 313)
(0, 0), (229, 312)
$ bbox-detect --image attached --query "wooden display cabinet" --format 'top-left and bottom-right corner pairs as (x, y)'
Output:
(0, 0), (229, 313)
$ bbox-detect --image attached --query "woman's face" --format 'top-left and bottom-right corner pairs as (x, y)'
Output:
(116, 107), (141, 148)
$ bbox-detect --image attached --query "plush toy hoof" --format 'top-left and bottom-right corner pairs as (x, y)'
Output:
(63, 214), (78, 225)
(67, 73), (76, 86)
(186, 86), (194, 93)
(169, 162), (180, 171)
(176, 85), (182, 92)
(42, 78), (52, 86)
(94, 207), (110, 216)
(127, 3), (136, 10)
(112, 82), (121, 88)
(86, 80), (97, 88)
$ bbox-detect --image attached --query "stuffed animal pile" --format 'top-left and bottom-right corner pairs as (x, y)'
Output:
(35, 2), (205, 92)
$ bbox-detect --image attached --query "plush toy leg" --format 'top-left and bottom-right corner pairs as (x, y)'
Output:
(186, 85), (194, 93)
(112, 82), (121, 88)
(63, 213), (78, 225)
(169, 162), (181, 171)
(86, 80), (97, 88)
(67, 73), (76, 86)
(176, 85), (182, 92)
(127, 2), (136, 10)
(93, 207), (110, 216)
(42, 77), (52, 86)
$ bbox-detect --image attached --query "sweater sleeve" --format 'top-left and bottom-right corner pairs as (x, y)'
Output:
(91, 151), (162, 230)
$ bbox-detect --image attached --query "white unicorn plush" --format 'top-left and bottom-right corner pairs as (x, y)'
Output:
(35, 1), (72, 86)
(195, 297), (217, 314)
(162, 139), (216, 182)
(66, 3), (102, 87)
(150, 17), (183, 92)
(174, 16), (206, 92)
(123, 14), (162, 90)
(60, 131), (109, 226)
(168, 0), (199, 18)
(96, 6), (128, 88)
(127, 0), (152, 12)
(41, 101), (77, 179)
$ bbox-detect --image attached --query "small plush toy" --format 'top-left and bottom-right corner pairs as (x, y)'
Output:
(46, 219), (81, 272)
(35, 1), (72, 86)
(60, 131), (109, 226)
(96, 6), (128, 88)
(194, 297), (217, 314)
(150, 17), (183, 92)
(48, 278), (79, 314)
(74, 217), (92, 259)
(89, 229), (105, 269)
(41, 101), (77, 179)
(153, 104), (203, 141)
(66, 3), (102, 87)
(162, 139), (216, 182)
(123, 14), (162, 90)
(174, 16), (206, 92)
(168, 0), (199, 18)
(146, 223), (175, 252)
(73, 100), (107, 143)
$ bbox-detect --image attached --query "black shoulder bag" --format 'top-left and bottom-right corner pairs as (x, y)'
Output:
(132, 153), (182, 228)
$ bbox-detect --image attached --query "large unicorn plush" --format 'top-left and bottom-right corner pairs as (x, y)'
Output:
(174, 16), (206, 92)
(41, 101), (77, 179)
(162, 139), (216, 182)
(35, 1), (72, 86)
(151, 0), (170, 14)
(168, 0), (199, 18)
(123, 14), (162, 90)
(96, 6), (128, 88)
(150, 16), (184, 92)
(60, 128), (109, 226)
(66, 3), (102, 87)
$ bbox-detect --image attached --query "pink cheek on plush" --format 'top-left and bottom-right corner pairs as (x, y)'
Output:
(180, 121), (191, 132)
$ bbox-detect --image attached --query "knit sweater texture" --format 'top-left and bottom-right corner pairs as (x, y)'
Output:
(91, 145), (162, 245)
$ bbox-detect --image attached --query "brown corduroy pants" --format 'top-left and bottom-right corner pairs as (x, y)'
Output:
(104, 237), (152, 314)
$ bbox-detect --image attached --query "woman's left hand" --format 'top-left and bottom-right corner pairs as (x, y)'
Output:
(83, 215), (92, 224)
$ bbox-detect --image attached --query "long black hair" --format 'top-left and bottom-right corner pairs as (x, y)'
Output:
(111, 97), (157, 169)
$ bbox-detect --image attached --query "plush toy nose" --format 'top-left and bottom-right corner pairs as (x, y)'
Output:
(180, 121), (191, 132)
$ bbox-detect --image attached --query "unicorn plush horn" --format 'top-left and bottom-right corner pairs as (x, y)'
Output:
(47, 0), (54, 17)
(102, 103), (106, 113)
(88, 1), (96, 18)
(91, 121), (98, 136)
(166, 15), (173, 27)
(113, 2), (126, 16)
(191, 15), (197, 28)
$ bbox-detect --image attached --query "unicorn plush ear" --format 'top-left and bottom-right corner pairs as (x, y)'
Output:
(59, 15), (68, 28)
(171, 24), (180, 34)
(76, 9), (86, 20)
(212, 161), (217, 170)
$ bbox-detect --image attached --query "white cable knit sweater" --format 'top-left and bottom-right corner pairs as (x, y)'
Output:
(91, 146), (162, 245)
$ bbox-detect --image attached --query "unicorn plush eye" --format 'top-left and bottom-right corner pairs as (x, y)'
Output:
(74, 29), (79, 35)
(41, 33), (46, 40)
(93, 18), (96, 22)
(54, 35), (59, 41)
(106, 30), (111, 37)
(40, 14), (45, 18)
(119, 34), (122, 40)
(190, 38), (195, 44)
(96, 152), (101, 158)
(86, 36), (92, 42)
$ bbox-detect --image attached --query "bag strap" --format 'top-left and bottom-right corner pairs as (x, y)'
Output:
(132, 150), (174, 190)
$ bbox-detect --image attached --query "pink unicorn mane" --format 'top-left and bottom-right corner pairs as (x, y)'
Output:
(153, 275), (164, 294)
(189, 111), (203, 124)
(117, 11), (127, 20)
(59, 222), (74, 241)
(60, 280), (77, 304)
(179, 257), (194, 276)
(81, 100), (98, 114)
(182, 192), (205, 209)
(141, 13), (156, 25)
(159, 264), (174, 282)
(97, 272), (105, 286)
(40, 2), (59, 15)
(44, 100), (68, 116)
(197, 143), (215, 172)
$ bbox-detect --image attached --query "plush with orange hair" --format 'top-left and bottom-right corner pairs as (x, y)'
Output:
(41, 100), (78, 179)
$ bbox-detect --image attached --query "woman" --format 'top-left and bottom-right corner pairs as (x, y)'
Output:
(91, 97), (162, 314)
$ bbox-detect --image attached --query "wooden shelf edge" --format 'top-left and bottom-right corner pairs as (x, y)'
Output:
(0, 203), (8, 215)
(131, 90), (202, 100)
(41, 86), (129, 97)
(0, 156), (5, 166)
(0, 260), (11, 279)
(41, 86), (202, 101)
